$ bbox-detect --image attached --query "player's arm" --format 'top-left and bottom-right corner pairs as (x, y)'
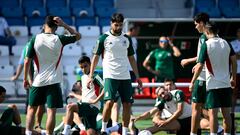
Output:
(229, 43), (237, 88)
(134, 107), (159, 121)
(54, 16), (81, 40)
(143, 52), (159, 75)
(23, 37), (35, 88)
(167, 37), (181, 57)
(164, 103), (183, 124)
(190, 42), (207, 91)
(181, 57), (197, 67)
(89, 89), (104, 104)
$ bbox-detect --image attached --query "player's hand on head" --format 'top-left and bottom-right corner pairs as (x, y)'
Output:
(53, 16), (64, 26)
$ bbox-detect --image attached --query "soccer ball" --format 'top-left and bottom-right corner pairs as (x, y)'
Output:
(138, 130), (152, 135)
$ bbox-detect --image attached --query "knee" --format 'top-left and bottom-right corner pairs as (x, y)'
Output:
(66, 104), (77, 112)
(105, 100), (114, 107)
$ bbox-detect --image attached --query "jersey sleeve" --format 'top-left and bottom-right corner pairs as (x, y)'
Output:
(58, 35), (77, 46)
(26, 36), (36, 59)
(93, 34), (108, 55)
(174, 91), (185, 103)
(154, 98), (165, 110)
(148, 50), (156, 64)
(93, 73), (104, 88)
(124, 34), (135, 56)
(197, 42), (207, 64)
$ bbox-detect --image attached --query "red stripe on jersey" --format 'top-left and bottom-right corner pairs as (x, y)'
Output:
(55, 46), (63, 70)
(206, 52), (214, 76)
(33, 55), (40, 72)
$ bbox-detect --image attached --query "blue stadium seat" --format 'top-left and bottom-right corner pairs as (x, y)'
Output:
(27, 17), (45, 27)
(218, 0), (239, 9)
(5, 17), (25, 26)
(61, 17), (73, 25)
(2, 7), (23, 17)
(75, 17), (96, 27)
(221, 7), (240, 18)
(95, 7), (116, 18)
(48, 7), (71, 17)
(195, 0), (216, 9)
(0, 0), (19, 8)
(25, 7), (47, 17)
(46, 0), (67, 8)
(22, 0), (44, 8)
(195, 7), (221, 18)
(72, 7), (95, 17)
(93, 0), (114, 8)
(69, 0), (91, 8)
(98, 17), (111, 27)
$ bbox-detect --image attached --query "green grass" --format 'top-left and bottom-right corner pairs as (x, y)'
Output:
(20, 113), (240, 135)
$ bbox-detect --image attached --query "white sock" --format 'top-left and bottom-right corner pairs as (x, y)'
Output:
(106, 124), (120, 134)
(41, 130), (46, 135)
(101, 122), (108, 132)
(224, 133), (231, 135)
(112, 121), (118, 127)
(78, 123), (86, 130)
(25, 130), (32, 135)
(62, 124), (71, 135)
(122, 127), (128, 135)
(190, 133), (197, 135)
(54, 122), (64, 132)
(210, 133), (217, 135)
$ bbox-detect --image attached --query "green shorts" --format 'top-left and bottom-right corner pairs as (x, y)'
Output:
(29, 83), (63, 108)
(192, 80), (206, 103)
(104, 78), (134, 103)
(77, 102), (99, 130)
(205, 87), (232, 109)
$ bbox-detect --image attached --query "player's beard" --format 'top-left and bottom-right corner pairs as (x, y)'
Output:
(113, 28), (122, 35)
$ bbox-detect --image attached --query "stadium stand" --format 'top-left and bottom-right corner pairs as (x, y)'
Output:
(24, 7), (47, 17)
(69, 0), (91, 8)
(11, 45), (25, 66)
(0, 46), (10, 65)
(9, 26), (29, 46)
(22, 0), (44, 9)
(0, 0), (20, 9)
(46, 0), (67, 8)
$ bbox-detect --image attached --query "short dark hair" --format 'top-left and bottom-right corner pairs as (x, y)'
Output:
(78, 56), (91, 64)
(164, 78), (174, 83)
(71, 80), (81, 92)
(111, 13), (124, 23)
(194, 12), (209, 24)
(45, 15), (58, 31)
(205, 21), (219, 35)
(0, 86), (6, 94)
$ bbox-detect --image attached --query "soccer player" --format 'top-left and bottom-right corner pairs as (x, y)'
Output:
(23, 16), (81, 135)
(181, 12), (210, 135)
(134, 86), (192, 135)
(11, 41), (45, 133)
(87, 13), (142, 135)
(190, 22), (237, 135)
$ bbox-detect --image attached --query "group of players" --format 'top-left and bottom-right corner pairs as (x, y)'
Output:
(0, 11), (237, 135)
